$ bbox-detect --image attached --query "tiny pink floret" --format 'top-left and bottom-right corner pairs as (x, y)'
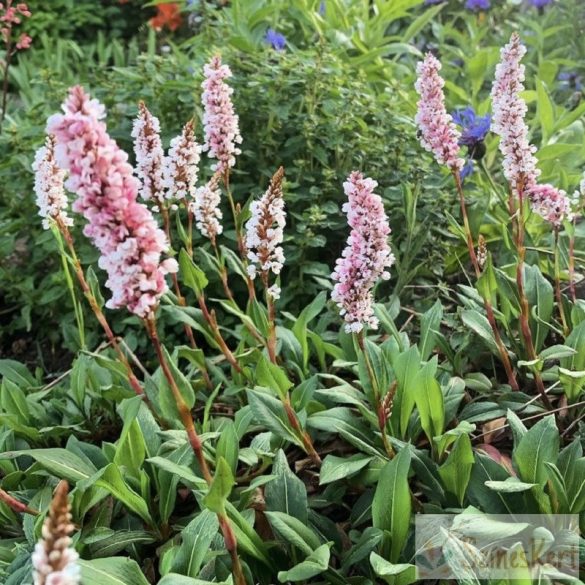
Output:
(47, 86), (177, 318)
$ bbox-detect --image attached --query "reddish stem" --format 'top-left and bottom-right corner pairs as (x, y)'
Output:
(453, 172), (520, 391)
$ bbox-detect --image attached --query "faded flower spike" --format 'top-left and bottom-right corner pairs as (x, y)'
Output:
(201, 55), (243, 174)
(32, 481), (80, 585)
(245, 166), (286, 297)
(331, 171), (395, 333)
(47, 86), (178, 318)
(491, 33), (540, 193)
(32, 135), (72, 230)
(529, 183), (572, 226)
(477, 234), (487, 270)
(163, 120), (201, 201)
(191, 172), (223, 242)
(132, 101), (166, 207)
(415, 53), (465, 172)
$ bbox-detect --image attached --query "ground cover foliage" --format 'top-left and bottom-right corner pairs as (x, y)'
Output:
(1, 1), (585, 584)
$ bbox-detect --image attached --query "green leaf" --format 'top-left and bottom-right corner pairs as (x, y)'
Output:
(179, 248), (208, 295)
(320, 453), (373, 485)
(370, 552), (417, 585)
(372, 448), (411, 562)
(159, 577), (226, 585)
(256, 353), (293, 399)
(292, 291), (327, 371)
(265, 449), (308, 523)
(0, 448), (97, 482)
(412, 361), (445, 442)
(485, 478), (538, 493)
(79, 557), (150, 585)
(513, 415), (559, 487)
(265, 511), (321, 556)
(524, 265), (554, 352)
(0, 359), (36, 388)
(85, 463), (154, 525)
(216, 421), (239, 476)
(171, 510), (219, 578)
(247, 389), (302, 446)
(461, 309), (500, 355)
(277, 543), (331, 582)
(418, 300), (442, 361)
(203, 457), (234, 515)
(438, 434), (475, 505)
(536, 78), (555, 144)
(392, 345), (421, 437)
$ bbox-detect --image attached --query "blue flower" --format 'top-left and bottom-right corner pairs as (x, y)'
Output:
(265, 29), (286, 51)
(452, 107), (491, 180)
(452, 106), (491, 147)
(528, 0), (553, 7)
(558, 71), (583, 91)
(318, 1), (326, 15)
(465, 0), (490, 10)
(460, 159), (475, 181)
(424, 0), (446, 4)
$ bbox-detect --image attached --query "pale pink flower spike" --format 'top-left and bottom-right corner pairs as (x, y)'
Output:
(47, 86), (178, 318)
(331, 172), (395, 333)
(415, 52), (465, 172)
(132, 101), (166, 208)
(201, 55), (242, 174)
(490, 32), (540, 193)
(32, 135), (72, 230)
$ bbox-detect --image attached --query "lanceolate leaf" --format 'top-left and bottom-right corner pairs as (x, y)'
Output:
(372, 448), (412, 562)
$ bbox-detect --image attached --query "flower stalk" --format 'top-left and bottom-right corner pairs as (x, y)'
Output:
(144, 313), (246, 585)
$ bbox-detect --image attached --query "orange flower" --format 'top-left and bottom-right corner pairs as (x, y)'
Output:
(149, 2), (182, 32)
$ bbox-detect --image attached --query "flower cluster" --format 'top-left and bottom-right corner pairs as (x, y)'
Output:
(201, 55), (243, 174)
(490, 32), (540, 193)
(528, 0), (553, 7)
(163, 120), (201, 201)
(132, 101), (165, 207)
(32, 135), (72, 230)
(32, 481), (80, 585)
(415, 53), (465, 172)
(47, 86), (177, 318)
(529, 184), (572, 227)
(331, 172), (394, 333)
(452, 106), (491, 179)
(191, 173), (223, 243)
(0, 1), (31, 50)
(265, 28), (286, 50)
(245, 167), (286, 298)
(465, 0), (490, 11)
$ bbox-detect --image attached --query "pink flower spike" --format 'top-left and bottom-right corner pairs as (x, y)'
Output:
(32, 135), (72, 230)
(163, 119), (201, 201)
(529, 183), (572, 227)
(190, 172), (223, 243)
(331, 171), (395, 333)
(131, 101), (165, 206)
(201, 55), (242, 175)
(47, 86), (177, 318)
(245, 167), (286, 296)
(415, 53), (464, 172)
(491, 32), (540, 193)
